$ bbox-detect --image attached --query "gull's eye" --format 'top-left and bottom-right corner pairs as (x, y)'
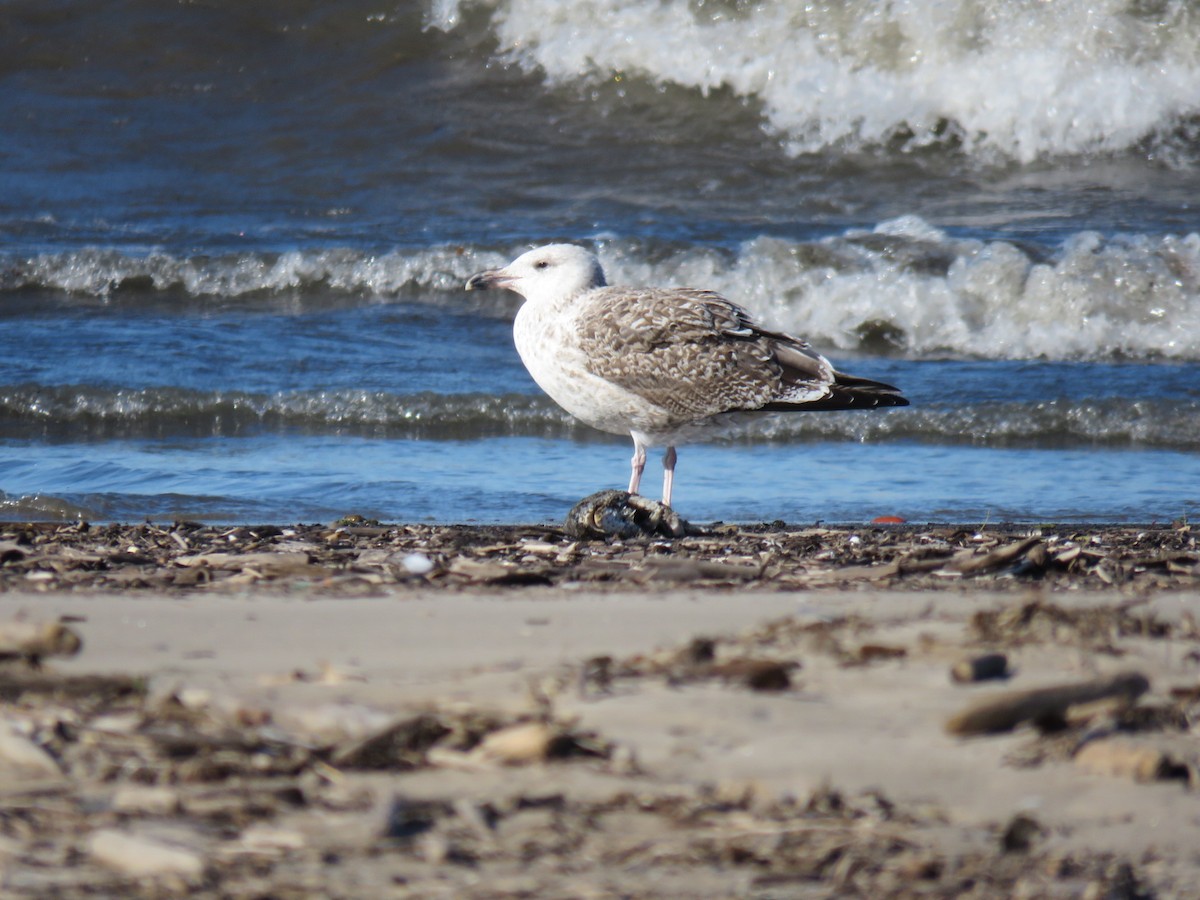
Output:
(534, 260), (550, 270)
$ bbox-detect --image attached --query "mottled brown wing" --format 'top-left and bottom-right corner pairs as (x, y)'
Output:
(575, 287), (836, 420)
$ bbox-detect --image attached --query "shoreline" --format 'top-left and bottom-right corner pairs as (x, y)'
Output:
(0, 522), (1197, 895)
(1, 520), (1196, 596)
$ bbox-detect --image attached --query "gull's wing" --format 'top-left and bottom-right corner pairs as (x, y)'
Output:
(576, 287), (905, 422)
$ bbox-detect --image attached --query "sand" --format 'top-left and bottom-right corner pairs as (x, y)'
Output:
(0, 522), (1198, 896)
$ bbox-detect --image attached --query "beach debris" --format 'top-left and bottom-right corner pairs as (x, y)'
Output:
(400, 551), (434, 575)
(951, 653), (1011, 683)
(945, 671), (1150, 736)
(0, 521), (1195, 594)
(1074, 739), (1190, 783)
(564, 489), (688, 539)
(0, 718), (63, 778)
(969, 598), (1174, 651)
(329, 713), (452, 771)
(614, 634), (800, 692)
(111, 784), (182, 815)
(383, 795), (448, 840)
(472, 721), (569, 766)
(88, 829), (204, 881)
(843, 642), (908, 666)
(706, 658), (797, 691)
(999, 813), (1043, 853)
(946, 537), (1043, 576)
(0, 619), (82, 666)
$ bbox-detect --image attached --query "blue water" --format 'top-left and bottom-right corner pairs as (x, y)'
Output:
(3, 435), (1193, 526)
(1, 0), (1198, 525)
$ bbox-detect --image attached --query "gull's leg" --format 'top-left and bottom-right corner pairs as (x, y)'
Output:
(628, 438), (647, 495)
(662, 445), (677, 507)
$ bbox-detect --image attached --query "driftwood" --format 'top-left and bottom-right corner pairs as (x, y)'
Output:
(945, 671), (1150, 736)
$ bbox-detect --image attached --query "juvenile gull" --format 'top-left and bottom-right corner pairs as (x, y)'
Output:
(466, 244), (908, 508)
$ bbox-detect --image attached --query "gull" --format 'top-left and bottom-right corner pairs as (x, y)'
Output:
(466, 244), (908, 508)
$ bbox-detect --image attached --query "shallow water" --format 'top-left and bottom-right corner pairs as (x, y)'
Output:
(1, 0), (1198, 524)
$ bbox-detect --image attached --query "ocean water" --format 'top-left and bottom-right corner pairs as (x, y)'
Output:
(1, 0), (1198, 525)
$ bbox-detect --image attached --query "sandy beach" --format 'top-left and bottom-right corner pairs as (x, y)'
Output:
(0, 521), (1198, 897)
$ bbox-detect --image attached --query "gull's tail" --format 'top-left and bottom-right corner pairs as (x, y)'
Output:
(765, 371), (909, 412)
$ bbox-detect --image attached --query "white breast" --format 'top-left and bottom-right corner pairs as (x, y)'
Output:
(513, 298), (670, 438)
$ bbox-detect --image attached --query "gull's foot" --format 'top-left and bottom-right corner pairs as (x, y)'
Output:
(564, 490), (688, 540)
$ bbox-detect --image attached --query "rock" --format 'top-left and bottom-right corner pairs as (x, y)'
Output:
(88, 829), (204, 880)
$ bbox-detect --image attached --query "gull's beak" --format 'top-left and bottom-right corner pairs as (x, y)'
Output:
(465, 267), (515, 292)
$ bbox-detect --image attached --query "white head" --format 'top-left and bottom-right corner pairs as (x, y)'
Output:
(465, 244), (607, 305)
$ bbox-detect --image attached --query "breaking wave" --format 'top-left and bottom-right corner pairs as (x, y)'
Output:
(2, 384), (1196, 451)
(431, 0), (1200, 162)
(8, 219), (1198, 362)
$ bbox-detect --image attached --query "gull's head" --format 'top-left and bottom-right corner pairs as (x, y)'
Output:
(465, 244), (607, 304)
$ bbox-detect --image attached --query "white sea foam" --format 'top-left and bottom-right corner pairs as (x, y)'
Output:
(3, 386), (1196, 449)
(8, 246), (506, 300)
(430, 0), (1200, 161)
(599, 220), (1200, 360)
(8, 222), (1200, 360)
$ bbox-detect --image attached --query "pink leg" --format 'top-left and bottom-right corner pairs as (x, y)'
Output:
(628, 440), (647, 495)
(662, 446), (677, 507)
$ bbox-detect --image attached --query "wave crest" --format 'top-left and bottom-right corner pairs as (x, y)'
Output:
(2, 384), (1196, 450)
(599, 221), (1200, 361)
(432, 0), (1200, 162)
